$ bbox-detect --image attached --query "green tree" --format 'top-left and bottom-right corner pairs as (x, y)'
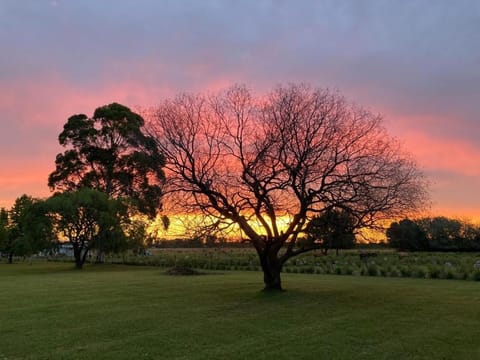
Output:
(124, 220), (155, 255)
(0, 195), (53, 263)
(304, 208), (356, 255)
(46, 188), (127, 269)
(48, 103), (165, 261)
(0, 208), (9, 259)
(386, 219), (428, 251)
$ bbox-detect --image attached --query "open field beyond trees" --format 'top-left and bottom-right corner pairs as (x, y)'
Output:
(1, 262), (480, 359)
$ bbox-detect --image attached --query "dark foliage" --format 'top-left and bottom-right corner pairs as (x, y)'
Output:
(0, 196), (53, 263)
(48, 103), (165, 218)
(45, 188), (128, 269)
(304, 208), (356, 255)
(386, 219), (429, 251)
(387, 217), (480, 251)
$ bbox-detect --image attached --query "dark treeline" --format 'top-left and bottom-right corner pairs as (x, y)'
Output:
(154, 236), (249, 249)
(387, 217), (480, 252)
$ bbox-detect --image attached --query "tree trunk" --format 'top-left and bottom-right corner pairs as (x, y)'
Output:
(73, 246), (85, 269)
(259, 250), (283, 291)
(95, 250), (105, 263)
(8, 252), (13, 264)
(74, 258), (83, 269)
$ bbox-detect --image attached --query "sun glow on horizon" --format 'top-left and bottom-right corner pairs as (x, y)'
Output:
(146, 213), (295, 241)
(146, 213), (392, 243)
(145, 211), (480, 244)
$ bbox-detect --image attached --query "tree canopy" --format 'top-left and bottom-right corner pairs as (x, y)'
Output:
(386, 218), (429, 251)
(48, 103), (165, 218)
(304, 208), (356, 255)
(150, 84), (428, 290)
(0, 195), (53, 263)
(45, 188), (128, 269)
(388, 217), (480, 251)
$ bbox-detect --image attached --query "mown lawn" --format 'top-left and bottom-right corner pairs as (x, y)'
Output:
(0, 262), (479, 359)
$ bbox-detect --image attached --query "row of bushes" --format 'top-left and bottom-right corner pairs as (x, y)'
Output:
(96, 249), (480, 281)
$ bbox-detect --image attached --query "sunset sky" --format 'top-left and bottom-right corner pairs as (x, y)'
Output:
(1, 1), (479, 221)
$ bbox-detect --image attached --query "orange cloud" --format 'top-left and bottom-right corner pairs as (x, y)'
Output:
(0, 73), (242, 208)
(400, 131), (480, 176)
(1, 75), (479, 224)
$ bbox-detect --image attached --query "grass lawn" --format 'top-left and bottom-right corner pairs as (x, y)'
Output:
(1, 262), (479, 359)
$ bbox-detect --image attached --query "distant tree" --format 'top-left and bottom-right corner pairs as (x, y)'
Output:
(416, 217), (480, 251)
(124, 220), (155, 255)
(304, 208), (356, 255)
(48, 103), (165, 261)
(150, 84), (428, 290)
(0, 195), (53, 263)
(422, 217), (462, 250)
(386, 219), (428, 251)
(474, 229), (480, 250)
(45, 188), (127, 269)
(0, 208), (9, 259)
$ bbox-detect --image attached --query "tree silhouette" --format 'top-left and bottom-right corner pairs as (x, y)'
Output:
(0, 195), (53, 263)
(150, 84), (428, 290)
(386, 218), (428, 251)
(48, 103), (165, 218)
(48, 103), (165, 261)
(305, 208), (356, 255)
(46, 188), (127, 269)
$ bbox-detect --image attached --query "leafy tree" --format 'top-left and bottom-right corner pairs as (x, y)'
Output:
(48, 103), (165, 259)
(0, 195), (53, 263)
(386, 219), (428, 251)
(0, 208), (9, 258)
(304, 208), (356, 255)
(124, 220), (155, 255)
(45, 188), (127, 269)
(150, 84), (428, 290)
(422, 217), (462, 250)
(415, 217), (480, 251)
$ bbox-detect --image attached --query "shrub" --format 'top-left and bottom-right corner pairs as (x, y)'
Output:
(444, 270), (454, 280)
(415, 267), (427, 278)
(400, 266), (412, 277)
(429, 267), (441, 279)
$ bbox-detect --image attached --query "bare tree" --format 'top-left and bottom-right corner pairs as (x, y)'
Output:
(149, 84), (428, 290)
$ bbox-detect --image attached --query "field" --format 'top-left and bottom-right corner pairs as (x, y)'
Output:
(1, 262), (480, 359)
(115, 248), (480, 281)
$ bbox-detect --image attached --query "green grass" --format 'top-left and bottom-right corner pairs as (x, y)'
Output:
(1, 262), (480, 359)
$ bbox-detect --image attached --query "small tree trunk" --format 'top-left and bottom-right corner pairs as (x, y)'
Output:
(75, 258), (83, 269)
(95, 250), (105, 264)
(8, 252), (13, 264)
(73, 246), (84, 269)
(259, 250), (283, 291)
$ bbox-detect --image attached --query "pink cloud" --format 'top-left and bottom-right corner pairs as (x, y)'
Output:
(0, 73), (242, 208)
(398, 130), (480, 176)
(1, 74), (479, 224)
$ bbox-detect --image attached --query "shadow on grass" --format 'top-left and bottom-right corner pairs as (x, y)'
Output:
(0, 261), (157, 276)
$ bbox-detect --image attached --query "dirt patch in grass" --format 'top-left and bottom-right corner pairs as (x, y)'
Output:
(164, 266), (205, 276)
